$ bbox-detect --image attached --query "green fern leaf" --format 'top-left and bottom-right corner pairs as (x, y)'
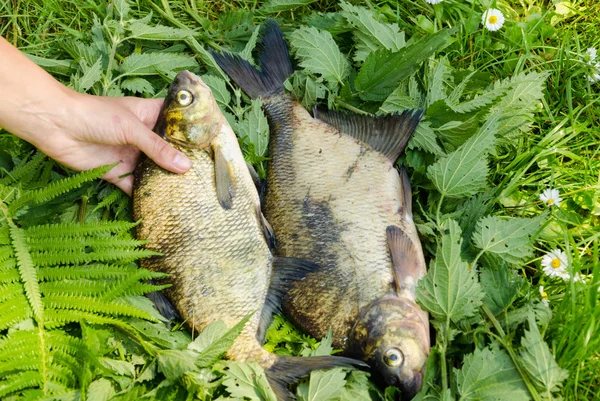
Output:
(0, 152), (46, 186)
(92, 188), (124, 213)
(43, 309), (134, 329)
(44, 295), (157, 321)
(0, 265), (20, 283)
(0, 371), (43, 398)
(9, 224), (42, 323)
(37, 264), (150, 281)
(9, 164), (117, 215)
(26, 220), (138, 239)
(27, 236), (147, 252)
(31, 248), (159, 266)
(0, 245), (13, 262)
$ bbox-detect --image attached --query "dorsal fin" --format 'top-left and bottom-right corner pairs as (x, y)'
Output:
(386, 225), (423, 296)
(313, 108), (423, 161)
(257, 257), (321, 343)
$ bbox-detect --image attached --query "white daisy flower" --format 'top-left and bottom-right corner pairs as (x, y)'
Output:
(539, 188), (562, 207)
(588, 65), (600, 83)
(573, 273), (585, 284)
(539, 285), (549, 307)
(587, 48), (597, 63)
(425, 0), (444, 4)
(482, 8), (505, 31)
(541, 249), (569, 279)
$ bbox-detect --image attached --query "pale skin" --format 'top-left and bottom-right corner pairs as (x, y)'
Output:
(0, 37), (192, 195)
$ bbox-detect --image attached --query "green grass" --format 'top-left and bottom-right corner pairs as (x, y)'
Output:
(1, 0), (599, 399)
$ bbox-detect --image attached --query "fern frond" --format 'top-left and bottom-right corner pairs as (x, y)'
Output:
(8, 163), (116, 214)
(447, 74), (512, 113)
(27, 236), (147, 252)
(46, 361), (78, 387)
(25, 220), (139, 239)
(0, 245), (13, 262)
(44, 295), (156, 320)
(32, 248), (160, 266)
(37, 264), (140, 281)
(0, 226), (9, 245)
(9, 224), (42, 323)
(44, 309), (133, 329)
(0, 152), (46, 186)
(0, 282), (25, 302)
(0, 294), (32, 330)
(0, 266), (20, 283)
(0, 371), (43, 398)
(102, 271), (169, 300)
(40, 280), (113, 297)
(93, 187), (124, 213)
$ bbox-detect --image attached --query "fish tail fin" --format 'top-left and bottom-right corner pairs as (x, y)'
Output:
(265, 355), (367, 400)
(212, 20), (293, 99)
(313, 108), (424, 162)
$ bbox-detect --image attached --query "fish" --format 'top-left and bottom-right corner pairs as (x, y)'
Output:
(213, 22), (430, 399)
(133, 70), (364, 400)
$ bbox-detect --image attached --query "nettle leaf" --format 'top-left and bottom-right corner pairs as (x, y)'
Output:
(200, 74), (231, 110)
(472, 213), (547, 265)
(455, 346), (529, 401)
(354, 28), (453, 101)
(119, 53), (197, 76)
(338, 370), (373, 400)
(339, 1), (405, 63)
(193, 314), (251, 368)
(237, 99), (269, 157)
(127, 22), (192, 41)
(379, 82), (421, 114)
(73, 58), (103, 93)
(288, 26), (350, 86)
(416, 220), (484, 324)
(408, 121), (445, 156)
(120, 77), (155, 96)
(240, 25), (261, 61)
(426, 58), (451, 106)
(480, 260), (523, 315)
(426, 113), (498, 199)
(86, 378), (115, 401)
(297, 368), (346, 401)
(520, 314), (568, 396)
(156, 349), (199, 382)
(490, 71), (548, 137)
(222, 361), (277, 401)
(261, 0), (318, 13)
(447, 73), (511, 114)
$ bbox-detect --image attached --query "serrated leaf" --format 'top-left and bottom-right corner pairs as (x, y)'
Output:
(86, 378), (115, 401)
(127, 22), (192, 41)
(455, 346), (529, 401)
(339, 2), (405, 63)
(289, 26), (350, 86)
(297, 368), (346, 401)
(240, 25), (261, 61)
(408, 121), (445, 156)
(337, 370), (374, 400)
(236, 99), (269, 157)
(379, 82), (421, 114)
(120, 77), (155, 95)
(426, 113), (498, 198)
(74, 58), (103, 93)
(188, 321), (228, 354)
(416, 220), (484, 324)
(426, 58), (451, 106)
(200, 74), (231, 110)
(156, 349), (199, 382)
(223, 361), (277, 401)
(99, 358), (135, 377)
(480, 261), (523, 315)
(472, 213), (546, 265)
(194, 314), (252, 368)
(27, 54), (75, 76)
(520, 314), (568, 396)
(261, 0), (318, 13)
(120, 53), (197, 76)
(310, 329), (334, 356)
(355, 28), (453, 101)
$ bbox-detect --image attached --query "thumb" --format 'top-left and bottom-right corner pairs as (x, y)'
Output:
(127, 125), (192, 174)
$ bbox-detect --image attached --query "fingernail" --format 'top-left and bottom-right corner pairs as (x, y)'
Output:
(173, 153), (192, 171)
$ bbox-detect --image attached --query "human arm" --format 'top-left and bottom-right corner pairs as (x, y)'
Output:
(0, 37), (191, 195)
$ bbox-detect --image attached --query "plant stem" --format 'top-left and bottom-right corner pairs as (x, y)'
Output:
(335, 99), (368, 115)
(436, 193), (445, 229)
(482, 304), (542, 401)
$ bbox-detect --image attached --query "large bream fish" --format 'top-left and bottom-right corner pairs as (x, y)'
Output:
(214, 23), (430, 398)
(133, 70), (362, 400)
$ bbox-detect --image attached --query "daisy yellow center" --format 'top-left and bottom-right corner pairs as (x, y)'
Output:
(551, 258), (561, 268)
(541, 291), (548, 298)
(489, 15), (498, 24)
(547, 199), (554, 205)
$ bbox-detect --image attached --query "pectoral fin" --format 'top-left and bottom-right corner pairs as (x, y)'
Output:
(257, 257), (321, 343)
(214, 144), (236, 209)
(387, 225), (424, 295)
(256, 204), (276, 249)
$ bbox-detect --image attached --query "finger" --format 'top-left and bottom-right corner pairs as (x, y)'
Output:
(126, 125), (192, 174)
(112, 97), (164, 130)
(103, 174), (133, 196)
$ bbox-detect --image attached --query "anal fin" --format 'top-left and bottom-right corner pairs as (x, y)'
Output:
(266, 355), (367, 401)
(387, 225), (424, 295)
(214, 144), (236, 209)
(147, 290), (180, 322)
(257, 257), (321, 343)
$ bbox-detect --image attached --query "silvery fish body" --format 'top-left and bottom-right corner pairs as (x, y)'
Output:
(133, 71), (362, 400)
(214, 22), (431, 399)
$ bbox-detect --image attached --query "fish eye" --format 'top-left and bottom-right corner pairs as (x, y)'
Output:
(176, 90), (193, 106)
(383, 348), (404, 368)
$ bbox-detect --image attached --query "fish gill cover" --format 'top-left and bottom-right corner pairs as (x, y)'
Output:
(0, 0), (597, 399)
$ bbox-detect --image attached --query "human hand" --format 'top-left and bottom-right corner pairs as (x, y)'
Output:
(32, 91), (192, 195)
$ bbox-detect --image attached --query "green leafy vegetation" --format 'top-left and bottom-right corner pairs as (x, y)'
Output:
(0, 0), (598, 399)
